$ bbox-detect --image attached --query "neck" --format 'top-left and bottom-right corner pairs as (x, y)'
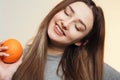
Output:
(48, 44), (65, 55)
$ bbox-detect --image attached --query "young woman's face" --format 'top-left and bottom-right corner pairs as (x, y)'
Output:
(48, 2), (94, 47)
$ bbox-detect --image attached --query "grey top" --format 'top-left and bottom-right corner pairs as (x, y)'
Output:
(45, 54), (120, 80)
(45, 54), (62, 80)
(103, 63), (120, 80)
(23, 48), (120, 80)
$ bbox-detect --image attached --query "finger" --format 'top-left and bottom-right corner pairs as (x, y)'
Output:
(0, 52), (9, 57)
(0, 46), (8, 51)
(0, 40), (5, 46)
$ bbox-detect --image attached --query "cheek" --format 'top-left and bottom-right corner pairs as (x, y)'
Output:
(54, 11), (65, 20)
(67, 28), (86, 41)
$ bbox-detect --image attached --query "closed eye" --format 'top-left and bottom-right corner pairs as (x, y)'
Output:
(64, 10), (69, 16)
(75, 24), (86, 32)
(75, 25), (80, 31)
(64, 9), (69, 16)
(64, 6), (72, 17)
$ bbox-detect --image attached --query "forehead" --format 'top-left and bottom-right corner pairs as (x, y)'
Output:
(69, 2), (94, 31)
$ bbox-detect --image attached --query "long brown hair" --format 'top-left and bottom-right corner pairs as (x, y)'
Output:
(12, 0), (105, 80)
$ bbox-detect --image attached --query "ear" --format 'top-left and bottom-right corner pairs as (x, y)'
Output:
(74, 42), (82, 46)
(83, 40), (89, 46)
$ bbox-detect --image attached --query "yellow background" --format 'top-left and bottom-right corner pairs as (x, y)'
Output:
(94, 0), (120, 72)
(0, 0), (120, 72)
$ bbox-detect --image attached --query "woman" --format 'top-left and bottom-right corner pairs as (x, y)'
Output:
(0, 0), (120, 80)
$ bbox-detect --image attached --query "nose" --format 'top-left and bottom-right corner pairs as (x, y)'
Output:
(61, 18), (74, 30)
(61, 21), (67, 30)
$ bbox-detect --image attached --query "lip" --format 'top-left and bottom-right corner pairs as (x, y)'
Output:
(54, 22), (65, 36)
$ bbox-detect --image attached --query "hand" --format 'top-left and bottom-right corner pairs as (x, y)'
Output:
(0, 41), (22, 80)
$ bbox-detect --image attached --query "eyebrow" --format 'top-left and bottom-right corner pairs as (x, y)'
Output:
(68, 5), (87, 30)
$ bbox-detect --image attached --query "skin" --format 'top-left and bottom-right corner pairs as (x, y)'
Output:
(48, 2), (94, 55)
(0, 1), (94, 79)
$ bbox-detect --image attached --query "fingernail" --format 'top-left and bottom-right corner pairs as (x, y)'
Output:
(0, 41), (3, 44)
(0, 40), (5, 43)
(4, 46), (8, 49)
(6, 54), (10, 56)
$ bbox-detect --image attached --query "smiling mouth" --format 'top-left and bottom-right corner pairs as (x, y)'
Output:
(54, 22), (65, 36)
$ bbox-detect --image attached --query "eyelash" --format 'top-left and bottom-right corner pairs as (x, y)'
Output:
(64, 8), (69, 16)
(64, 8), (80, 31)
(75, 25), (79, 31)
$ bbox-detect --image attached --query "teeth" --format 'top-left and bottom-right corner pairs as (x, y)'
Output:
(56, 25), (63, 34)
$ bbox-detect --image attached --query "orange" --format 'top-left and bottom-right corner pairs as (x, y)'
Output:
(1, 39), (23, 63)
